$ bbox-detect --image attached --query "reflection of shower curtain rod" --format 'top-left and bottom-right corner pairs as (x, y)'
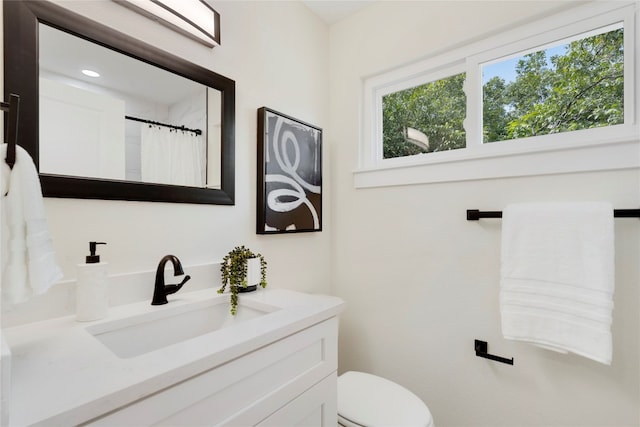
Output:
(125, 115), (202, 136)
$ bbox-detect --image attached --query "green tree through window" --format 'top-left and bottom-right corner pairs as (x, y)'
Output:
(485, 27), (624, 142)
(381, 26), (624, 160)
(382, 73), (466, 159)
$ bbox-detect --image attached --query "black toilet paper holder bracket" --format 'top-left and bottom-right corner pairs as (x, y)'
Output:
(475, 339), (514, 365)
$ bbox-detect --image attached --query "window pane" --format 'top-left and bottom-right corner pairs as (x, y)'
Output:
(382, 73), (466, 159)
(482, 26), (624, 143)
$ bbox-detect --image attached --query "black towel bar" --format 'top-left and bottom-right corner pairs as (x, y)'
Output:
(467, 208), (640, 221)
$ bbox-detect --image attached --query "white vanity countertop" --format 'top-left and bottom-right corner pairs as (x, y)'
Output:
(2, 288), (345, 426)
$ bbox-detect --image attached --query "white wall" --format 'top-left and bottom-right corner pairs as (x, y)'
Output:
(329, 1), (640, 426)
(1, 0), (332, 325)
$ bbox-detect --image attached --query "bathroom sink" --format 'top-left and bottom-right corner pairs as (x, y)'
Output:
(86, 297), (277, 358)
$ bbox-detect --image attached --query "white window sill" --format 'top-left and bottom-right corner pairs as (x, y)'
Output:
(353, 131), (640, 188)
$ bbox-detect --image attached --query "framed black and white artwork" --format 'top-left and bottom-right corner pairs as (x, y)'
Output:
(257, 107), (322, 234)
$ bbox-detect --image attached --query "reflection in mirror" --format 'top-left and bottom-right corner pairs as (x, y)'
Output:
(38, 23), (221, 189)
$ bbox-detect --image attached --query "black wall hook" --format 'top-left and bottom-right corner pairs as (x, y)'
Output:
(2, 93), (20, 170)
(475, 339), (514, 365)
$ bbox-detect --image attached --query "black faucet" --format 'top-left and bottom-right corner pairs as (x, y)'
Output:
(151, 255), (191, 305)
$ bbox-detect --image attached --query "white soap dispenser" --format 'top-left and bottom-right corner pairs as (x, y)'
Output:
(76, 241), (109, 322)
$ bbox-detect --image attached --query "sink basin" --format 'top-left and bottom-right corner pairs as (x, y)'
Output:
(86, 296), (277, 358)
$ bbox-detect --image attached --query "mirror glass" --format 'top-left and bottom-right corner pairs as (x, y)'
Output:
(38, 23), (221, 189)
(3, 0), (235, 204)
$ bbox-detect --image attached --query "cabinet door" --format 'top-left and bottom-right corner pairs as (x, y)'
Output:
(40, 77), (126, 180)
(257, 373), (337, 427)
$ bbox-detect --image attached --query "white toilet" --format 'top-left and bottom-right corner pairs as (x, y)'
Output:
(337, 371), (434, 427)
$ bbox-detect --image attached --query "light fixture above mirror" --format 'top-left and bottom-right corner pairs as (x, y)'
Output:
(113, 0), (221, 47)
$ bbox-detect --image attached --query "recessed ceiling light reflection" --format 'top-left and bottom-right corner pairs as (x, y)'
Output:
(81, 69), (100, 78)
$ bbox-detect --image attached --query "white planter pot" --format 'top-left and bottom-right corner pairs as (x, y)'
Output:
(246, 257), (261, 288)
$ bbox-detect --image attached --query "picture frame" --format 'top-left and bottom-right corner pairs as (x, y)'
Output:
(257, 107), (322, 234)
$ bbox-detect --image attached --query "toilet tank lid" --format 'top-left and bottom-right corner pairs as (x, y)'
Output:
(337, 371), (433, 427)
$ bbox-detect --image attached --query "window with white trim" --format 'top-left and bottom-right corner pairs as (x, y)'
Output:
(358, 2), (638, 188)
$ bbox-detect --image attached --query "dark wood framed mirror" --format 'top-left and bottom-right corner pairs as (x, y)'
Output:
(4, 0), (235, 204)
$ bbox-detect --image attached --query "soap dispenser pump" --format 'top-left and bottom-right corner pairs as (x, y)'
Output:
(76, 241), (109, 322)
(86, 241), (106, 263)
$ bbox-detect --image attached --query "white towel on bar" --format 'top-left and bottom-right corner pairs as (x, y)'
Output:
(1, 144), (63, 305)
(500, 202), (615, 365)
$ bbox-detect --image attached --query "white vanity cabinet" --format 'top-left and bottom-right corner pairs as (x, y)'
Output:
(83, 317), (339, 426)
(4, 289), (345, 426)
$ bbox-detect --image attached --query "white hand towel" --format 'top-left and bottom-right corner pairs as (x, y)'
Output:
(1, 144), (63, 305)
(500, 202), (615, 365)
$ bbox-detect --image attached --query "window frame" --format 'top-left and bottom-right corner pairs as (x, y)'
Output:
(357, 1), (638, 188)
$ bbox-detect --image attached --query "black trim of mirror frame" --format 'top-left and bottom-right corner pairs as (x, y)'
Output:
(4, 0), (235, 205)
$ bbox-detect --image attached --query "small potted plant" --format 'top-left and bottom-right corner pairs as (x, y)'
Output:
(218, 246), (267, 315)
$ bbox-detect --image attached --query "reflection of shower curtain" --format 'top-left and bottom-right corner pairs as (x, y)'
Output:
(140, 125), (206, 186)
